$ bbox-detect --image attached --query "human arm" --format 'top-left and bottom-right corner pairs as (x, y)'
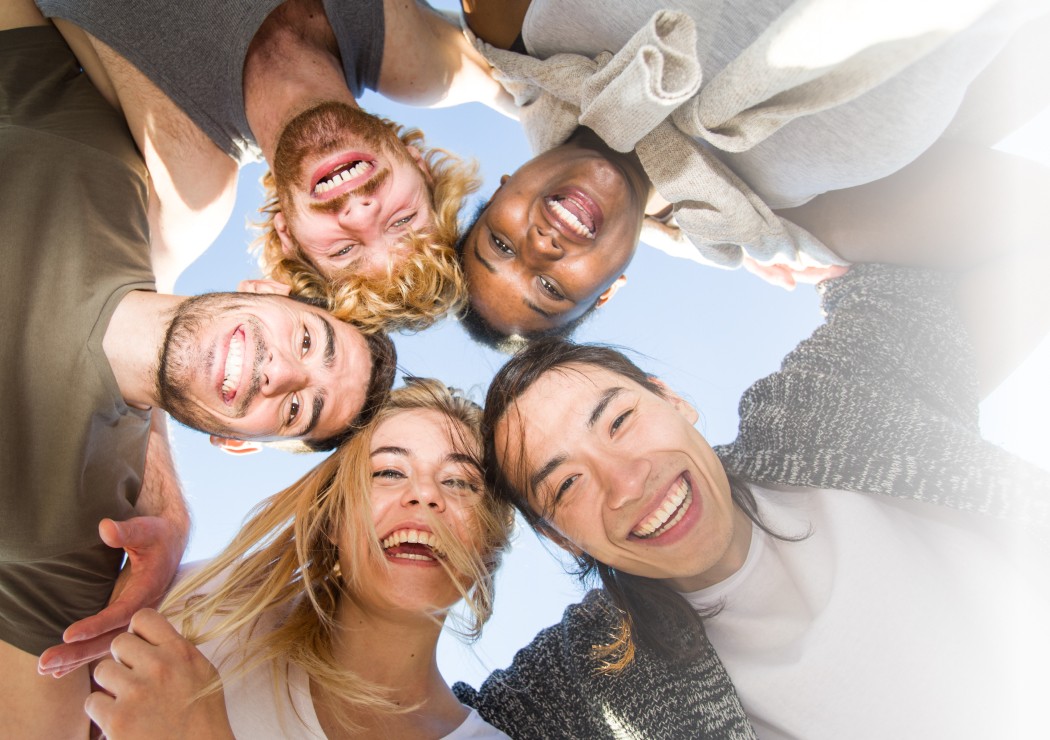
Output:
(38, 410), (191, 677)
(85, 609), (234, 740)
(377, 0), (518, 118)
(455, 591), (754, 738)
(49, 21), (238, 292)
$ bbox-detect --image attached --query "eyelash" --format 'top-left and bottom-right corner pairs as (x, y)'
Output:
(288, 394), (301, 425)
(300, 327), (311, 356)
(373, 469), (405, 479)
(611, 409), (633, 434)
(539, 277), (564, 300)
(334, 245), (354, 257)
(491, 233), (514, 255)
(393, 213), (414, 228)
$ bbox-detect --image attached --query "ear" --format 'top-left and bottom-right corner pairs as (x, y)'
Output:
(595, 274), (628, 308)
(209, 436), (263, 456)
(499, 174), (510, 187)
(237, 278), (291, 296)
(647, 377), (699, 424)
(404, 145), (433, 186)
(272, 211), (297, 258)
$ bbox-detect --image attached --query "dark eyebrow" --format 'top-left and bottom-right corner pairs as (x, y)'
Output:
(524, 298), (554, 319)
(372, 445), (409, 457)
(301, 390), (326, 439)
(319, 316), (335, 368)
(446, 451), (482, 473)
(473, 237), (497, 274)
(530, 452), (567, 494)
(588, 387), (625, 429)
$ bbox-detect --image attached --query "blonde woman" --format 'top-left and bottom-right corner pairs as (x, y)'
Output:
(85, 379), (514, 739)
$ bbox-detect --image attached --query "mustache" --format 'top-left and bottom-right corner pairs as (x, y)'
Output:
(308, 167), (390, 215)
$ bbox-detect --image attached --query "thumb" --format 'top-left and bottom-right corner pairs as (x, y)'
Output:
(99, 516), (163, 550)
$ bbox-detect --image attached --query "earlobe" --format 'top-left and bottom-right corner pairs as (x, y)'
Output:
(209, 436), (263, 456)
(595, 274), (628, 309)
(648, 377), (699, 424)
(273, 212), (296, 258)
(237, 278), (291, 296)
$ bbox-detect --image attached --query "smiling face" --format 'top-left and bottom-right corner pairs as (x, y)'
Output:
(460, 143), (647, 336)
(271, 102), (433, 279)
(156, 292), (371, 443)
(347, 408), (486, 612)
(494, 364), (749, 592)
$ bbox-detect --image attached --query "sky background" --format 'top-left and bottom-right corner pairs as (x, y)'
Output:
(170, 7), (1049, 688)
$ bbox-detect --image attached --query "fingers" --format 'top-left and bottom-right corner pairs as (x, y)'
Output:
(38, 626), (125, 677)
(62, 600), (137, 644)
(126, 608), (179, 644)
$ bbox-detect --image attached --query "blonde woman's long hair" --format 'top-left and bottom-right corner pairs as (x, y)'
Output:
(254, 123), (480, 334)
(163, 378), (513, 724)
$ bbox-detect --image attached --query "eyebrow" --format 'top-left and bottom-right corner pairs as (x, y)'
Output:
(301, 390), (326, 439)
(473, 237), (497, 275)
(588, 387), (625, 429)
(527, 387), (624, 493)
(319, 316), (335, 368)
(372, 445), (408, 457)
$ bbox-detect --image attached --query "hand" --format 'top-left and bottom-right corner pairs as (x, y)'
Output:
(85, 609), (234, 740)
(741, 255), (849, 290)
(38, 517), (184, 678)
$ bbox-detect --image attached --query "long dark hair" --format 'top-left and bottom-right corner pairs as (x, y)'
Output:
(483, 338), (778, 670)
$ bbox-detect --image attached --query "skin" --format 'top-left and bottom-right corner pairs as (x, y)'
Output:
(461, 129), (649, 335)
(496, 365), (752, 592)
(85, 409), (486, 739)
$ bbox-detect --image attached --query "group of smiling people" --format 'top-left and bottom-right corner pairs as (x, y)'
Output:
(4, 0), (1049, 737)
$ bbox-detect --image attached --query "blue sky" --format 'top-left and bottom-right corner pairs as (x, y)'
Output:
(170, 20), (1049, 687)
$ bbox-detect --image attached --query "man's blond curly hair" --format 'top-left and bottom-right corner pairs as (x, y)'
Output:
(254, 123), (480, 334)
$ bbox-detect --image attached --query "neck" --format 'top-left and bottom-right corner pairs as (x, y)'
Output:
(671, 504), (754, 593)
(103, 290), (186, 409)
(328, 598), (450, 705)
(243, 0), (356, 160)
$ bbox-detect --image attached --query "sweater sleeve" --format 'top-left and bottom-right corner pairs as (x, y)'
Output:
(716, 264), (1050, 527)
(454, 590), (757, 739)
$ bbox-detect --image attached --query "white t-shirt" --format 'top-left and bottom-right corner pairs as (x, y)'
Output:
(682, 484), (1050, 739)
(192, 598), (508, 739)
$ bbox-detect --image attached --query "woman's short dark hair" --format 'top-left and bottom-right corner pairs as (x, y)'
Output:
(483, 337), (774, 670)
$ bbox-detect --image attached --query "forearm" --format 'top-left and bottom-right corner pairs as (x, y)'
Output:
(137, 410), (190, 555)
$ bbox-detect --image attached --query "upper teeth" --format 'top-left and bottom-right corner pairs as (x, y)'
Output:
(314, 161), (372, 194)
(547, 197), (594, 239)
(221, 332), (245, 401)
(632, 478), (691, 538)
(381, 528), (446, 559)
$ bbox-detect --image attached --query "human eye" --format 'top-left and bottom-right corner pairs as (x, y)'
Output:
(300, 327), (311, 357)
(443, 475), (480, 493)
(373, 468), (407, 480)
(490, 232), (514, 256)
(287, 393), (301, 425)
(392, 212), (415, 229)
(553, 474), (579, 504)
(333, 245), (354, 257)
(610, 409), (633, 435)
(539, 276), (564, 300)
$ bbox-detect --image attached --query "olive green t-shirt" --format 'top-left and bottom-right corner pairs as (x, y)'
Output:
(0, 27), (155, 655)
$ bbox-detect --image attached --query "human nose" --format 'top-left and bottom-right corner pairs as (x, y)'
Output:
(602, 455), (650, 511)
(260, 351), (308, 396)
(338, 199), (381, 241)
(401, 475), (447, 512)
(522, 224), (562, 266)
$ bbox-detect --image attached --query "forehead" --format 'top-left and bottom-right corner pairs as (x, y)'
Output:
(372, 408), (474, 456)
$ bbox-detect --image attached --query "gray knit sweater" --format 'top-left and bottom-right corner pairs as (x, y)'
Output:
(455, 265), (1049, 738)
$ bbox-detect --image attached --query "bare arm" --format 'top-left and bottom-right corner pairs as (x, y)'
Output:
(378, 0), (517, 117)
(50, 21), (239, 290)
(38, 411), (191, 677)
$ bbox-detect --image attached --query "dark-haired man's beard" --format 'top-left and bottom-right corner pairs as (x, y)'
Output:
(156, 293), (265, 438)
(270, 101), (408, 206)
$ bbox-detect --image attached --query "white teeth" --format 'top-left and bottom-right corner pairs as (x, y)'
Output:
(547, 198), (594, 239)
(313, 160), (373, 195)
(221, 332), (245, 400)
(632, 478), (691, 538)
(381, 528), (445, 558)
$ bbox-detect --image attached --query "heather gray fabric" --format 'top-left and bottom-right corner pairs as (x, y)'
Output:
(35, 0), (385, 165)
(0, 27), (154, 656)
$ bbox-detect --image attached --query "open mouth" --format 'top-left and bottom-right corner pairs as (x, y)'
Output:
(310, 152), (377, 199)
(631, 476), (692, 539)
(381, 528), (446, 563)
(544, 189), (603, 240)
(221, 328), (246, 404)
